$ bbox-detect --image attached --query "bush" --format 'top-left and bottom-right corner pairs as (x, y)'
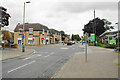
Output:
(89, 43), (95, 46)
(99, 43), (117, 49)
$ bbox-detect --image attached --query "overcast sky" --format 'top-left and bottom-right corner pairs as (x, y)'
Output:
(0, 0), (119, 36)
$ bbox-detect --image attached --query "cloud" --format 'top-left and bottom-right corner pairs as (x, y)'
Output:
(54, 2), (118, 13)
(0, 0), (118, 36)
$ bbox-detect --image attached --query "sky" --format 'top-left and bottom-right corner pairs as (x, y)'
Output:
(0, 0), (119, 36)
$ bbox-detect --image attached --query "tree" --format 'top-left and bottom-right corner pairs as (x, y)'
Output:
(0, 6), (10, 30)
(83, 17), (115, 37)
(71, 34), (81, 41)
(83, 17), (106, 37)
(71, 34), (74, 41)
(2, 31), (12, 42)
(102, 19), (114, 31)
(60, 30), (65, 41)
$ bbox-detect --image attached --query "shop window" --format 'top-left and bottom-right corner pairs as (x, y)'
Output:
(41, 40), (45, 44)
(43, 29), (44, 34)
(28, 40), (34, 44)
(18, 40), (22, 45)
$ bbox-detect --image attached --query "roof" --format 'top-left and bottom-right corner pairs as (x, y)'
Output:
(14, 23), (49, 32)
(99, 30), (120, 38)
(49, 29), (60, 34)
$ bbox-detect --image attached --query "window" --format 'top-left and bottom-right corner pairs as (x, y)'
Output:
(29, 28), (33, 34)
(28, 40), (34, 44)
(43, 29), (44, 34)
(19, 28), (23, 34)
(41, 40), (45, 44)
(47, 30), (49, 35)
(18, 40), (22, 45)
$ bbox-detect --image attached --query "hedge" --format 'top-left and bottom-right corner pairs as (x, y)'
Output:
(99, 43), (117, 49)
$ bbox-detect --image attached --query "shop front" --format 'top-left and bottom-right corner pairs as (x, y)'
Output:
(17, 38), (22, 45)
(28, 38), (35, 44)
(46, 38), (49, 45)
(55, 38), (60, 44)
(41, 38), (45, 44)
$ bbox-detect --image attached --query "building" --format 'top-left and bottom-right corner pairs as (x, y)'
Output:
(99, 30), (120, 44)
(14, 23), (50, 46)
(14, 23), (61, 46)
(64, 34), (70, 43)
(49, 29), (61, 44)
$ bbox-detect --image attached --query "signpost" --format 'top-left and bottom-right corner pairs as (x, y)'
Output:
(90, 33), (95, 42)
(109, 40), (116, 44)
(22, 35), (25, 52)
(22, 35), (25, 39)
(85, 32), (88, 62)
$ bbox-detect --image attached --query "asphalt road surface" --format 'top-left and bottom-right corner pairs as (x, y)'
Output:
(2, 43), (84, 78)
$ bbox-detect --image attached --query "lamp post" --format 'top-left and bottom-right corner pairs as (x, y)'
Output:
(93, 9), (96, 46)
(115, 23), (119, 52)
(22, 1), (30, 52)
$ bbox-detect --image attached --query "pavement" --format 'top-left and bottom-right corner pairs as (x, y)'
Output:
(0, 48), (35, 61)
(52, 44), (119, 78)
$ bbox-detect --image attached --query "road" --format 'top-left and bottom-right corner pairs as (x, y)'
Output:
(2, 43), (84, 78)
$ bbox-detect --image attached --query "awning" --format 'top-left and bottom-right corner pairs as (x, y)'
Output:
(55, 38), (60, 41)
(28, 38), (35, 40)
(41, 38), (45, 40)
(28, 38), (33, 40)
(17, 38), (22, 40)
(46, 38), (49, 40)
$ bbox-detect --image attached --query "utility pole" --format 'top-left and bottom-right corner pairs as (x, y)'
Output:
(93, 9), (96, 45)
(116, 23), (119, 52)
(85, 32), (88, 62)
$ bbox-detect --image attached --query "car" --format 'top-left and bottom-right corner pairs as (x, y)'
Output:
(67, 41), (72, 45)
(82, 41), (86, 43)
(3, 42), (10, 45)
(72, 41), (75, 44)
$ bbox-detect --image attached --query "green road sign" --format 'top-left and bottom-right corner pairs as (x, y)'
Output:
(109, 40), (116, 44)
(90, 33), (95, 42)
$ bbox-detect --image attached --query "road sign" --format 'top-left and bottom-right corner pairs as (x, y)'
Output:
(90, 33), (95, 42)
(22, 35), (25, 39)
(109, 40), (116, 44)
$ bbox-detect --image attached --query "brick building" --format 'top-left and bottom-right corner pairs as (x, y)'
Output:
(49, 29), (61, 44)
(14, 23), (61, 46)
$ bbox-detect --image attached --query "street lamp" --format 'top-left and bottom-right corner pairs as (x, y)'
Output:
(22, 1), (30, 52)
(115, 23), (119, 52)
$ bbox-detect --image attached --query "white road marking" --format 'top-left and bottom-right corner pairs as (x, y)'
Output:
(38, 54), (42, 56)
(50, 52), (55, 55)
(23, 55), (35, 60)
(60, 48), (69, 50)
(44, 55), (50, 58)
(8, 60), (36, 73)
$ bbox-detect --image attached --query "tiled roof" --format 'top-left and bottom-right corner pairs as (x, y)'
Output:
(14, 23), (49, 32)
(49, 29), (60, 34)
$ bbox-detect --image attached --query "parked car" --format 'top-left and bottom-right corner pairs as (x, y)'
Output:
(3, 42), (10, 45)
(82, 41), (86, 43)
(72, 41), (75, 44)
(67, 41), (72, 45)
